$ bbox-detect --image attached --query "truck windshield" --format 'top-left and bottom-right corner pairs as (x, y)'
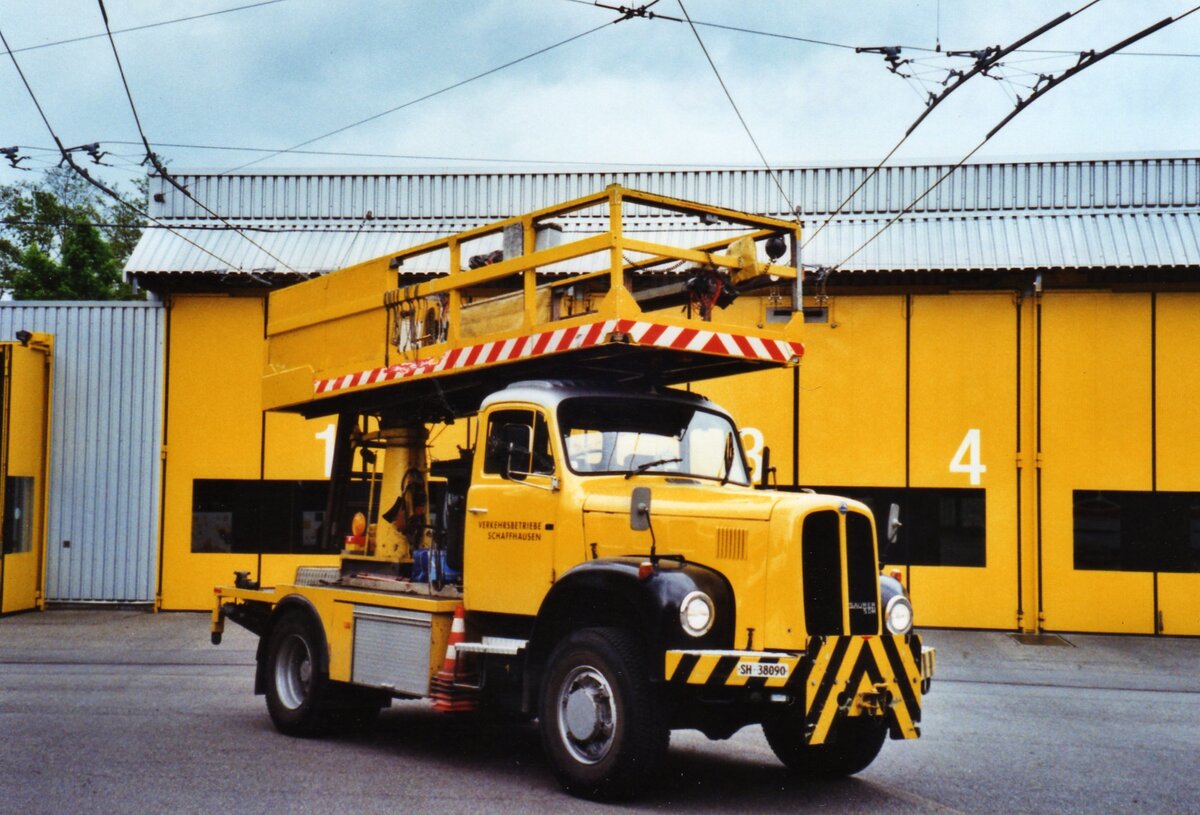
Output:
(558, 397), (749, 485)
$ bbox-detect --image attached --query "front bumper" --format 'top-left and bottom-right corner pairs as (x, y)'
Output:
(666, 634), (934, 745)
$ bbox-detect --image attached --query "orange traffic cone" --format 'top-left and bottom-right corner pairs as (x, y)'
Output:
(430, 605), (479, 712)
(439, 606), (465, 673)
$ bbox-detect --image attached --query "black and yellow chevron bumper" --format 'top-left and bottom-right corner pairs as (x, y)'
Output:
(665, 634), (933, 745)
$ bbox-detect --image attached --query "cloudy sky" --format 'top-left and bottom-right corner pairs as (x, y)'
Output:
(1, 0), (1197, 191)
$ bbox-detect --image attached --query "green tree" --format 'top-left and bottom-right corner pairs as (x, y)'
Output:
(0, 168), (143, 300)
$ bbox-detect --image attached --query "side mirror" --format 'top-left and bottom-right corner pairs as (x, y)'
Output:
(630, 486), (651, 531)
(502, 423), (533, 479)
(887, 502), (903, 545)
(759, 445), (775, 489)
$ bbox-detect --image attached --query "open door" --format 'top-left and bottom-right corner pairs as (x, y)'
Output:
(1, 332), (53, 615)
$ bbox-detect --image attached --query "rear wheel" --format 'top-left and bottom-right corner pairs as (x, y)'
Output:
(539, 628), (669, 800)
(763, 714), (886, 778)
(265, 612), (333, 736)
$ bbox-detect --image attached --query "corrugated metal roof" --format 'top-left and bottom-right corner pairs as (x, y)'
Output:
(125, 210), (1200, 276)
(127, 218), (756, 275)
(127, 156), (1200, 279)
(150, 156), (1200, 221)
(127, 220), (491, 275)
(0, 303), (164, 603)
(806, 211), (1200, 272)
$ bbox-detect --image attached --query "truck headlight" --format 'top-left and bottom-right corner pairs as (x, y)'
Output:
(679, 591), (715, 637)
(885, 594), (914, 635)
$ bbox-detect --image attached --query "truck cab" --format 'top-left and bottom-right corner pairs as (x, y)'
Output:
(465, 381), (753, 614)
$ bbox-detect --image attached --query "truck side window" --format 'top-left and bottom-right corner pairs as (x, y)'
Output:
(483, 409), (554, 478)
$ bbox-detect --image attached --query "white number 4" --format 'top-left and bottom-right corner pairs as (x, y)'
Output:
(950, 428), (986, 486)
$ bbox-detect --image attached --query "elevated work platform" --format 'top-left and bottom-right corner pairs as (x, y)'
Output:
(263, 185), (805, 419)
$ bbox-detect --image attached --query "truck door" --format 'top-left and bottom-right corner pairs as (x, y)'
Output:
(463, 406), (558, 616)
(1, 337), (53, 615)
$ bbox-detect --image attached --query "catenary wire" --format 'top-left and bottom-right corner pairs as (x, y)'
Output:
(0, 25), (246, 273)
(564, 0), (1200, 58)
(0, 219), (739, 233)
(96, 0), (302, 274)
(562, 0), (898, 50)
(830, 5), (1200, 274)
(981, 5), (1199, 140)
(800, 0), (1101, 251)
(675, 0), (796, 216)
(223, 19), (619, 174)
(93, 140), (781, 169)
(10, 139), (838, 170)
(10, 7), (1191, 176)
(5, 0), (290, 55)
(337, 212), (374, 270)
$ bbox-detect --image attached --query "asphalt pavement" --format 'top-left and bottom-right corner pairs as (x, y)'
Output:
(1, 610), (1198, 814)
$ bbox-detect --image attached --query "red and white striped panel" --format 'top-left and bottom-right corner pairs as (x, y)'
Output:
(314, 319), (803, 395)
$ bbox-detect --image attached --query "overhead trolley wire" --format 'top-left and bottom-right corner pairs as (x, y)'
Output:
(801, 0), (1102, 252)
(96, 0), (303, 276)
(223, 17), (621, 174)
(678, 18), (862, 51)
(904, 0), (1102, 137)
(0, 25), (246, 273)
(0, 220), (744, 235)
(980, 7), (1199, 140)
(565, 0), (889, 51)
(91, 139), (772, 169)
(5, 0), (290, 56)
(566, 1), (1200, 59)
(13, 138), (826, 170)
(829, 4), (1200, 274)
(675, 0), (796, 216)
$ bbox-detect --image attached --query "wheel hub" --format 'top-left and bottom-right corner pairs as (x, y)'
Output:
(565, 686), (603, 741)
(275, 633), (313, 710)
(558, 666), (616, 764)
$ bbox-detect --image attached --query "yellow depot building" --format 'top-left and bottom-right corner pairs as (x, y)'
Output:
(9, 156), (1191, 636)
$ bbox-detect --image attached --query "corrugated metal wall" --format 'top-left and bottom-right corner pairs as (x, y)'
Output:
(0, 303), (164, 603)
(152, 157), (1200, 221)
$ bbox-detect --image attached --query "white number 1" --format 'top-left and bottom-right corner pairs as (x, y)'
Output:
(950, 428), (986, 485)
(315, 423), (336, 477)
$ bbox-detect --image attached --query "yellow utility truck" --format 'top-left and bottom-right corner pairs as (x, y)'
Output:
(211, 186), (935, 800)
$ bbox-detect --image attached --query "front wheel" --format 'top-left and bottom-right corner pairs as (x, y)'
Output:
(763, 714), (886, 778)
(539, 628), (669, 800)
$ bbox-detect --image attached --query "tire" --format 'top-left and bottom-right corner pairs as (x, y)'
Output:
(539, 628), (669, 800)
(763, 713), (886, 779)
(264, 611), (333, 737)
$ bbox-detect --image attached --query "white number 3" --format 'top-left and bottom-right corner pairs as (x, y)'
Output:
(950, 428), (987, 486)
(741, 427), (765, 483)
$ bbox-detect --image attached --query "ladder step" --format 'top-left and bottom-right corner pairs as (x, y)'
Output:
(455, 636), (528, 656)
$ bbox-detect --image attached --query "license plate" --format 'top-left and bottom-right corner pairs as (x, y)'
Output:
(735, 661), (791, 679)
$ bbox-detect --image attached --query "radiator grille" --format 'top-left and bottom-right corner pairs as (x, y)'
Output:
(715, 527), (748, 560)
(800, 509), (881, 636)
(802, 511), (843, 635)
(846, 512), (880, 635)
